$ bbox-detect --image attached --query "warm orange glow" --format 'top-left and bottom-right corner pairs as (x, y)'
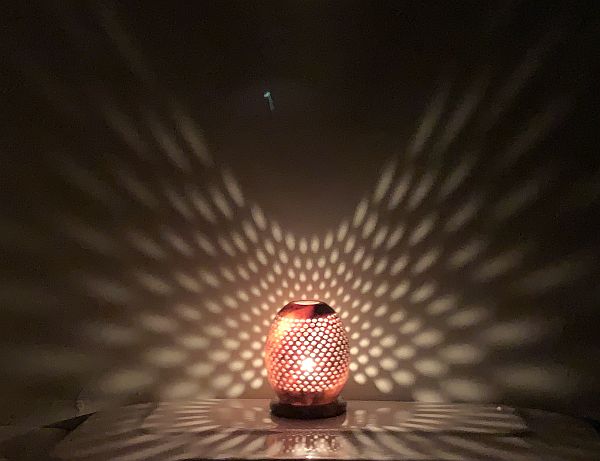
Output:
(301, 357), (317, 372)
(265, 300), (350, 406)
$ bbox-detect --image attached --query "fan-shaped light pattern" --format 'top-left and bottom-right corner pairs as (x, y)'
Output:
(265, 301), (349, 405)
(4, 2), (599, 420)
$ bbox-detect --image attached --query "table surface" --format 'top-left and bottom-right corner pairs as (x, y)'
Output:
(53, 399), (600, 460)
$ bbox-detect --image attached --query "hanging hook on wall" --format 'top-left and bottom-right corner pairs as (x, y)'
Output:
(264, 90), (275, 112)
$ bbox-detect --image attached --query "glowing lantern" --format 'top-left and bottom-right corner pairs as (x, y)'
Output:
(264, 300), (350, 418)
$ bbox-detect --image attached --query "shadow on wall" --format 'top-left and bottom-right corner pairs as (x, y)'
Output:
(1, 2), (600, 421)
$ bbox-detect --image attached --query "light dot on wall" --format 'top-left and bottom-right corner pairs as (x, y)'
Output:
(389, 310), (406, 323)
(212, 374), (234, 390)
(375, 378), (394, 394)
(368, 346), (383, 358)
(412, 388), (445, 402)
(97, 368), (155, 394)
(212, 350), (231, 363)
(414, 359), (448, 377)
(226, 360), (243, 372)
(413, 329), (443, 348)
(392, 370), (416, 386)
(364, 365), (378, 377)
(187, 362), (215, 377)
(354, 373), (367, 385)
(227, 382), (246, 398)
(140, 313), (179, 334)
(162, 381), (200, 399)
(370, 326), (384, 337)
(145, 347), (187, 367)
(394, 345), (416, 359)
(380, 335), (397, 348)
(439, 344), (484, 364)
(380, 357), (398, 371)
(178, 335), (210, 350)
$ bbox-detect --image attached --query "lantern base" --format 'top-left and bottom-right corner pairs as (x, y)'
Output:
(270, 398), (347, 419)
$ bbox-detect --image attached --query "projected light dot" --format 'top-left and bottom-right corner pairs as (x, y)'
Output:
(393, 370), (416, 386)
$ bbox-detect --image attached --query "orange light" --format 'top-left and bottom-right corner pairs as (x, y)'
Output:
(265, 300), (349, 417)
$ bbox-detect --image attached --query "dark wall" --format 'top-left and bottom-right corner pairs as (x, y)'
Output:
(1, 1), (599, 421)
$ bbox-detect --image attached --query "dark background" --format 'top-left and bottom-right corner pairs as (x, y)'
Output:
(1, 1), (599, 424)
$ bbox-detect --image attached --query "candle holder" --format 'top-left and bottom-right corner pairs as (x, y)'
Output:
(264, 300), (350, 419)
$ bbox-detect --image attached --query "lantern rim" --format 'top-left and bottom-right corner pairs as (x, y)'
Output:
(278, 300), (336, 318)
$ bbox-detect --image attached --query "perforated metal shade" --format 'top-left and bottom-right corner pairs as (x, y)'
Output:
(264, 300), (350, 406)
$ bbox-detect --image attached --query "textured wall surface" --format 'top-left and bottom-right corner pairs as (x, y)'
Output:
(1, 1), (599, 423)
